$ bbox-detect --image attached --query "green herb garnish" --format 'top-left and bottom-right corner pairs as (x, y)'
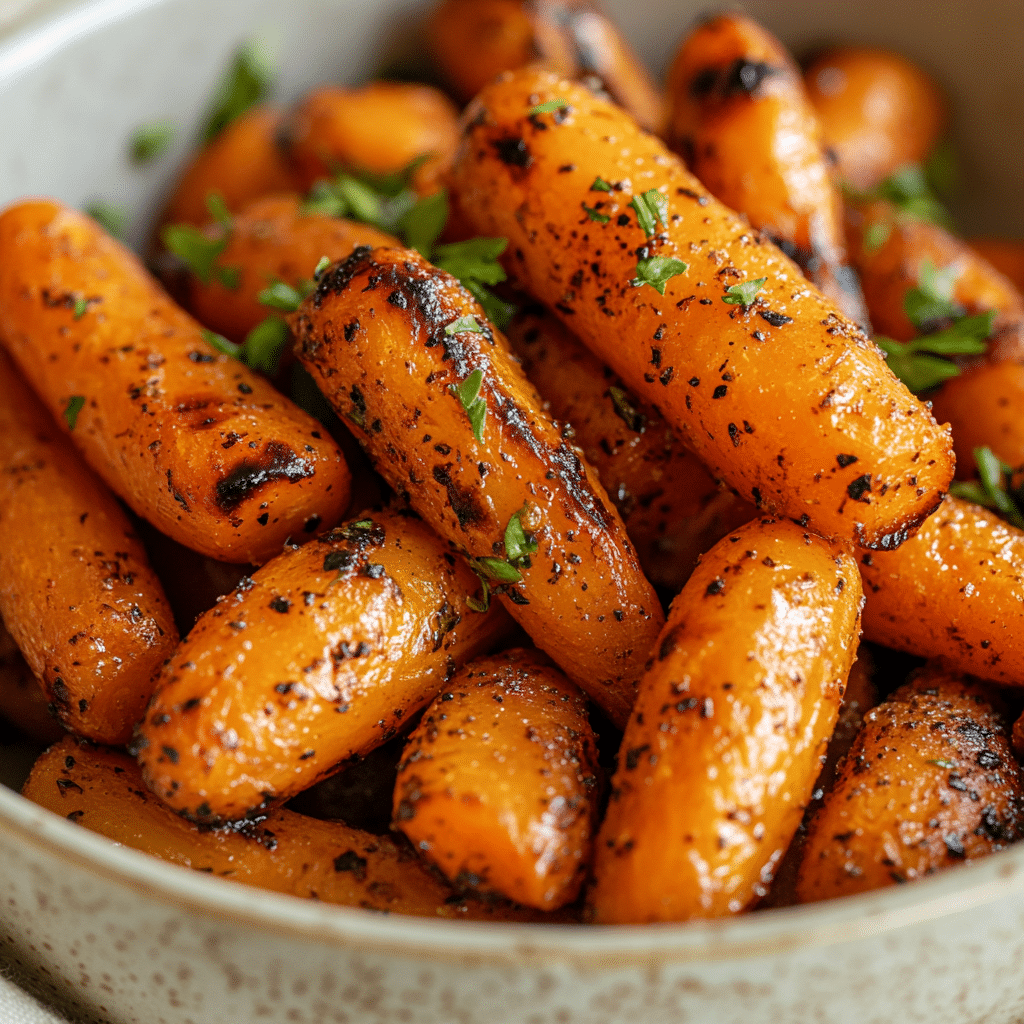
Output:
(849, 163), (953, 229)
(466, 580), (491, 614)
(201, 328), (240, 357)
(85, 203), (128, 241)
(402, 190), (449, 258)
(927, 758), (957, 769)
(905, 259), (963, 331)
(877, 314), (994, 393)
(863, 221), (892, 254)
(433, 237), (515, 329)
(723, 277), (767, 307)
(529, 98), (568, 115)
(590, 177), (613, 193)
(72, 297), (89, 321)
(241, 317), (290, 374)
(504, 505), (538, 568)
(202, 37), (277, 143)
(161, 223), (239, 288)
(630, 189), (668, 237)
(582, 203), (609, 224)
(258, 279), (311, 313)
(314, 256), (332, 278)
(206, 191), (233, 228)
(130, 121), (176, 164)
(471, 556), (523, 584)
(63, 396), (86, 430)
(632, 256), (688, 295)
(446, 316), (485, 336)
(949, 447), (1024, 530)
(450, 368), (487, 442)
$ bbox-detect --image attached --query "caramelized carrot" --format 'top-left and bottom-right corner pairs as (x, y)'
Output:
(137, 509), (511, 824)
(293, 246), (664, 727)
(507, 308), (753, 589)
(795, 668), (1022, 902)
(394, 648), (598, 910)
(280, 83), (460, 196)
(175, 194), (398, 344)
(0, 350), (178, 744)
(589, 517), (862, 922)
(26, 738), (564, 921)
(451, 69), (954, 550)
(159, 106), (299, 229)
(428, 0), (663, 133)
(0, 199), (351, 565)
(970, 239), (1024, 293)
(860, 495), (1024, 685)
(665, 14), (868, 326)
(804, 47), (947, 191)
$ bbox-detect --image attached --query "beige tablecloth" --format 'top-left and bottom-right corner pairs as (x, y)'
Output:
(0, 971), (83, 1024)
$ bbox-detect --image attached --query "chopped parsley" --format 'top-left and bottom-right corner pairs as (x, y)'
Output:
(503, 505), (538, 567)
(927, 758), (957, 769)
(862, 220), (892, 254)
(241, 317), (290, 375)
(72, 297), (89, 321)
(590, 177), (613, 193)
(949, 447), (1024, 530)
(450, 368), (487, 442)
(630, 189), (668, 237)
(529, 98), (569, 115)
(63, 396), (86, 430)
(632, 256), (688, 295)
(876, 312), (994, 393)
(160, 223), (239, 288)
(130, 121), (176, 164)
(723, 277), (767, 307)
(205, 191), (233, 228)
(85, 203), (128, 241)
(202, 37), (277, 143)
(402, 189), (449, 258)
(904, 259), (963, 331)
(582, 203), (609, 224)
(433, 237), (515, 329)
(201, 328), (240, 358)
(314, 256), (332, 278)
(445, 316), (485, 336)
(471, 556), (523, 584)
(847, 163), (953, 230)
(258, 279), (313, 313)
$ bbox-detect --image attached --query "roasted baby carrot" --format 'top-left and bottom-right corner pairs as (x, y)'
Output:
(137, 509), (511, 824)
(451, 69), (954, 550)
(970, 239), (1024, 293)
(394, 648), (599, 910)
(280, 82), (460, 196)
(803, 47), (947, 192)
(173, 194), (398, 344)
(795, 668), (1022, 902)
(428, 0), (663, 134)
(27, 738), (563, 921)
(159, 106), (299, 229)
(293, 245), (664, 727)
(859, 495), (1024, 685)
(0, 199), (351, 565)
(0, 350), (178, 745)
(665, 14), (868, 326)
(506, 308), (753, 589)
(589, 517), (862, 923)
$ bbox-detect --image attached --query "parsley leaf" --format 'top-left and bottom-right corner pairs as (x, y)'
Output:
(590, 177), (613, 193)
(206, 191), (232, 227)
(161, 223), (238, 287)
(723, 277), (767, 307)
(863, 220), (892, 254)
(504, 505), (538, 567)
(949, 447), (1024, 530)
(450, 368), (487, 442)
(466, 579), (491, 614)
(471, 556), (523, 584)
(529, 98), (569, 115)
(905, 259), (963, 331)
(241, 316), (290, 375)
(446, 316), (485, 336)
(73, 297), (89, 321)
(632, 256), (688, 295)
(630, 189), (667, 237)
(852, 164), (953, 229)
(582, 203), (609, 224)
(202, 37), (277, 143)
(63, 396), (85, 430)
(201, 328), (240, 358)
(131, 121), (176, 164)
(314, 256), (332, 278)
(402, 190), (449, 258)
(258, 279), (312, 313)
(85, 203), (128, 241)
(876, 310), (994, 393)
(434, 238), (516, 329)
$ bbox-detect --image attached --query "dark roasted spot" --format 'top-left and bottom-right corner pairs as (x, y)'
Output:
(492, 136), (532, 168)
(216, 442), (315, 514)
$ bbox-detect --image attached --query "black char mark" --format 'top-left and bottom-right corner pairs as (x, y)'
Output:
(691, 59), (780, 100)
(216, 442), (315, 514)
(492, 136), (533, 169)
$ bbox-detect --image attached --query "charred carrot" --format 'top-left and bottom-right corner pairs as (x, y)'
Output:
(450, 69), (954, 550)
(293, 245), (664, 727)
(0, 199), (351, 565)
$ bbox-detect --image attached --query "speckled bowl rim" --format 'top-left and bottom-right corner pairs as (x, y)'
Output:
(3, 0), (1024, 973)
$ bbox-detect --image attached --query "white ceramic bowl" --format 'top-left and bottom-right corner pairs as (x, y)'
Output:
(0, 2), (1022, 1023)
